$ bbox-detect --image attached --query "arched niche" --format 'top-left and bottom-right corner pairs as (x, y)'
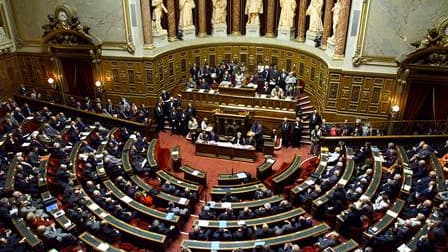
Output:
(41, 4), (103, 103)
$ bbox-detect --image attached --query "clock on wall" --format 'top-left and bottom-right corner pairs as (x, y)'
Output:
(54, 5), (75, 23)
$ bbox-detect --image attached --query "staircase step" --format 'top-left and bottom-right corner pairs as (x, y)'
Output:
(298, 95), (310, 101)
(298, 100), (311, 106)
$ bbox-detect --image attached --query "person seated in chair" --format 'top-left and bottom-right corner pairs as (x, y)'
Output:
(232, 132), (246, 145)
(270, 85), (284, 99)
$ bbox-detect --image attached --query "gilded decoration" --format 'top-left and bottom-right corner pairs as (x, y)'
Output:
(397, 17), (448, 68)
(41, 5), (101, 48)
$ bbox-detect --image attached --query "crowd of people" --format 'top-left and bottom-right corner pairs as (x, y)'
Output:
(187, 61), (302, 99)
(3, 85), (448, 252)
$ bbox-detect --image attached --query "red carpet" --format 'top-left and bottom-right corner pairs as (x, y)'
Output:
(156, 131), (312, 196)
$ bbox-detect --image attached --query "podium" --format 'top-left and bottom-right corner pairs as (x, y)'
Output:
(171, 145), (181, 171)
(213, 106), (253, 140)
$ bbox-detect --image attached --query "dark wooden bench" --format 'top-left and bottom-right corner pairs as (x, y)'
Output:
(181, 223), (330, 251)
(210, 182), (266, 201)
(156, 170), (201, 193)
(180, 165), (207, 185)
(131, 175), (191, 207)
(397, 145), (412, 196)
(41, 190), (77, 232)
(84, 195), (167, 249)
(217, 172), (251, 185)
(430, 153), (446, 202)
(331, 239), (359, 252)
(103, 179), (181, 227)
(272, 155), (302, 193)
(122, 138), (136, 174)
(11, 218), (42, 249)
(78, 231), (125, 252)
(312, 158), (355, 214)
(4, 156), (17, 193)
(363, 147), (383, 199)
(206, 195), (284, 213)
(37, 160), (49, 191)
(147, 138), (159, 170)
(257, 156), (276, 180)
(363, 198), (406, 239)
(193, 208), (305, 229)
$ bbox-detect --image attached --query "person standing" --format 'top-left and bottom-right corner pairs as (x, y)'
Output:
(250, 121), (263, 151)
(308, 109), (322, 131)
(280, 117), (291, 147)
(310, 125), (322, 156)
(292, 117), (303, 148)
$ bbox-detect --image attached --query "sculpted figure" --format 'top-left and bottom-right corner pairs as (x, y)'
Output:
(306, 0), (324, 33)
(212, 0), (227, 25)
(179, 0), (196, 29)
(245, 0), (263, 25)
(152, 0), (168, 32)
(278, 0), (297, 28)
(330, 0), (341, 40)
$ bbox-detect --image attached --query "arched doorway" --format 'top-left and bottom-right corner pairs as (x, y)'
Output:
(397, 18), (448, 121)
(41, 4), (102, 103)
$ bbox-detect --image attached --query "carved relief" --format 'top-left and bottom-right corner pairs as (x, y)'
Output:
(41, 4), (102, 51)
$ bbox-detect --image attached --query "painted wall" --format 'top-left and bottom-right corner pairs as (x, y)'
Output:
(363, 0), (448, 58)
(9, 0), (126, 44)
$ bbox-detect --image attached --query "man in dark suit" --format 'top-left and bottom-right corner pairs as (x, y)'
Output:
(250, 121), (263, 151)
(155, 101), (165, 131)
(280, 117), (291, 147)
(308, 109), (322, 130)
(232, 132), (246, 145)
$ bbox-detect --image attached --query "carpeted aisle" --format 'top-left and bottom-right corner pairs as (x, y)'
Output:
(156, 131), (312, 195)
(157, 130), (313, 251)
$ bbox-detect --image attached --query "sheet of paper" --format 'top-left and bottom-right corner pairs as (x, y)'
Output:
(178, 198), (188, 204)
(97, 243), (110, 252)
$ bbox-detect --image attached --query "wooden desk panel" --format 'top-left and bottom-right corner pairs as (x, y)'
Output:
(218, 86), (256, 97)
(195, 142), (256, 162)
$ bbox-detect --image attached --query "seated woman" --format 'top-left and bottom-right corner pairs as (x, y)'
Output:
(234, 70), (244, 87)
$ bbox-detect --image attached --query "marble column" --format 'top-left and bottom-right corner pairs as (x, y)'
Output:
(265, 0), (276, 37)
(140, 0), (153, 48)
(334, 0), (351, 57)
(231, 0), (241, 35)
(296, 0), (308, 42)
(321, 0), (334, 48)
(167, 0), (177, 41)
(198, 0), (207, 37)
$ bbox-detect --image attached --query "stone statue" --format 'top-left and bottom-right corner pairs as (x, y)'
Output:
(278, 0), (297, 28)
(179, 0), (196, 29)
(306, 0), (324, 34)
(330, 0), (341, 40)
(152, 0), (168, 33)
(245, 0), (263, 25)
(212, 0), (227, 25)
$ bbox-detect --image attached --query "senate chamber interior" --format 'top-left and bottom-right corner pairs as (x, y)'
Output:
(0, 0), (448, 252)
